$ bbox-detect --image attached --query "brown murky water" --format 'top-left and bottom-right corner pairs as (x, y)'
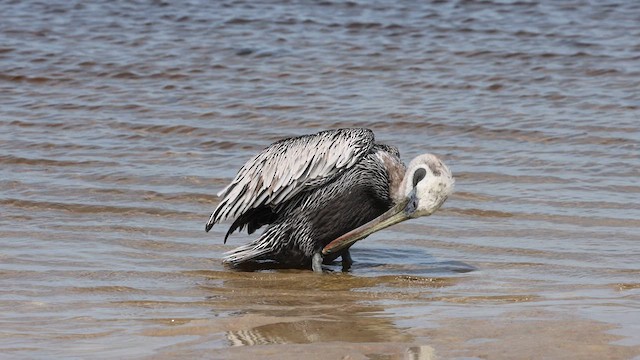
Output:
(1, 0), (639, 358)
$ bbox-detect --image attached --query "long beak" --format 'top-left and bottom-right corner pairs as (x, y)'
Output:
(322, 190), (417, 256)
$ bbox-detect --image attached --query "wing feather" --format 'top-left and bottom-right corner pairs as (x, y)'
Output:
(206, 128), (375, 232)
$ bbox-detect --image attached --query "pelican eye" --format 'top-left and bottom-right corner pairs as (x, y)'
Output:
(412, 168), (427, 187)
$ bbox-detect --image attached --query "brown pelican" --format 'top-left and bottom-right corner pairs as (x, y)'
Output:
(205, 128), (454, 272)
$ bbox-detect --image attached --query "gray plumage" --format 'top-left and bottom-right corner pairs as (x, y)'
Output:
(206, 128), (404, 269)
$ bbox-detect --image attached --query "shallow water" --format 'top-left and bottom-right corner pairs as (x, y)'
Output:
(1, 0), (639, 358)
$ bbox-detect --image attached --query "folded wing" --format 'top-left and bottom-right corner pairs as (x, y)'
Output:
(205, 128), (375, 236)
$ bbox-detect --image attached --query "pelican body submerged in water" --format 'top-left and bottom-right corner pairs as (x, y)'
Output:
(205, 128), (454, 272)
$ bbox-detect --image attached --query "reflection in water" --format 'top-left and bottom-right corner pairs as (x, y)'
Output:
(406, 346), (437, 360)
(226, 318), (398, 346)
(194, 270), (459, 347)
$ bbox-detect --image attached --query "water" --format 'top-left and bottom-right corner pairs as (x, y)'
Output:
(1, 0), (639, 358)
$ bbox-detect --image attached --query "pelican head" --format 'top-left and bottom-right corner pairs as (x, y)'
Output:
(398, 153), (455, 217)
(322, 153), (454, 255)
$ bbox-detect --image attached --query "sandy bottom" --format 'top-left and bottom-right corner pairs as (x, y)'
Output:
(140, 310), (638, 359)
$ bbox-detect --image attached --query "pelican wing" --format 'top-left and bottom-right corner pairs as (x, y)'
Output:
(206, 128), (375, 232)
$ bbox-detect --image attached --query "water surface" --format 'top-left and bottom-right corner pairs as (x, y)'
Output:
(1, 0), (639, 358)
